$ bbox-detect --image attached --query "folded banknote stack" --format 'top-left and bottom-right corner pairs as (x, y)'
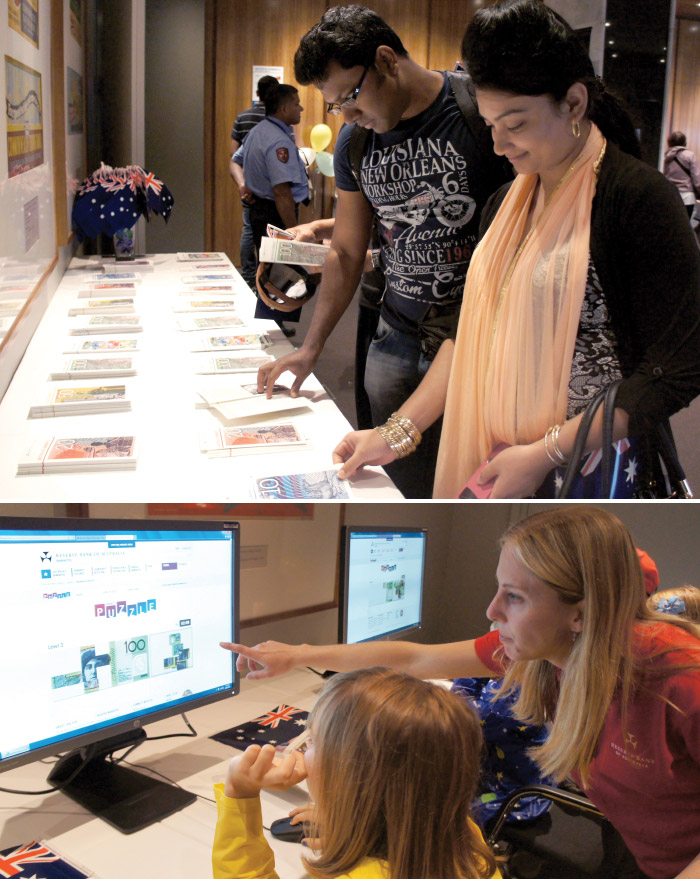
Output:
(189, 332), (271, 352)
(49, 357), (137, 380)
(17, 436), (138, 475)
(69, 315), (143, 335)
(28, 384), (131, 418)
(68, 297), (135, 316)
(199, 422), (308, 457)
(194, 353), (275, 374)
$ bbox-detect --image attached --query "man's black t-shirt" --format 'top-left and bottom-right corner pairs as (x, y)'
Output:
(335, 72), (496, 335)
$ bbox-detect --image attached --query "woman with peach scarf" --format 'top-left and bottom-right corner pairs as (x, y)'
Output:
(333, 0), (700, 499)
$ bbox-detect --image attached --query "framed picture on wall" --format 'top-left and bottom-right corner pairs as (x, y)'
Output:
(5, 55), (43, 177)
(69, 0), (81, 46)
(66, 66), (83, 134)
(8, 0), (38, 48)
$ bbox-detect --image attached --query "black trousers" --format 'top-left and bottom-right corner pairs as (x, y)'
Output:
(354, 302), (380, 430)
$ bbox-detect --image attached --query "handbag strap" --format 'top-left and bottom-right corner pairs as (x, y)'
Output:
(556, 379), (622, 499)
(655, 423), (694, 498)
(600, 379), (622, 496)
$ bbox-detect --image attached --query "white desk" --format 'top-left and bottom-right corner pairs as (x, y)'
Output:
(0, 255), (401, 501)
(0, 668), (323, 879)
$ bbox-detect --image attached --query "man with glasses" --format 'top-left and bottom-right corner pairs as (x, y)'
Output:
(257, 5), (509, 498)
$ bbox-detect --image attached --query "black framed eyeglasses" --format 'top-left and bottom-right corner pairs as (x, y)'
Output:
(327, 66), (368, 115)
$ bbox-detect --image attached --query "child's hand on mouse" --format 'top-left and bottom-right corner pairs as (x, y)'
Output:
(224, 744), (307, 798)
(289, 803), (321, 848)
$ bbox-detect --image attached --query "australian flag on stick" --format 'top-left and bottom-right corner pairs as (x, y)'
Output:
(211, 704), (309, 751)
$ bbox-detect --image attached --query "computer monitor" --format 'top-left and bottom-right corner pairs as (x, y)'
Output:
(0, 515), (239, 833)
(338, 526), (426, 644)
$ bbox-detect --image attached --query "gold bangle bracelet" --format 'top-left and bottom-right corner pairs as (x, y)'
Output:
(375, 421), (416, 459)
(551, 423), (568, 465)
(543, 427), (560, 466)
(388, 412), (422, 446)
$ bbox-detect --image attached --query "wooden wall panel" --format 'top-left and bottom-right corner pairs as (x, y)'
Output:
(670, 18), (700, 156)
(428, 0), (483, 72)
(207, 0), (326, 258)
(324, 0), (431, 66)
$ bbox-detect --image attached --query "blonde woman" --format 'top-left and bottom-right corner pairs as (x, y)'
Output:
(225, 507), (700, 879)
(212, 668), (500, 879)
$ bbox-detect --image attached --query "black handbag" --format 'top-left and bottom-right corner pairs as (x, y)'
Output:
(556, 380), (693, 499)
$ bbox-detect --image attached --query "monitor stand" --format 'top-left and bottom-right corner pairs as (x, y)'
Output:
(47, 728), (195, 834)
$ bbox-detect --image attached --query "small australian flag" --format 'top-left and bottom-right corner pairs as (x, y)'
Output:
(0, 841), (91, 879)
(211, 704), (308, 751)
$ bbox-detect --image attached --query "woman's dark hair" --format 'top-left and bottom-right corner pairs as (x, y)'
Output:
(264, 83), (299, 116)
(256, 75), (279, 103)
(461, 0), (641, 158)
(294, 5), (407, 86)
(668, 130), (687, 148)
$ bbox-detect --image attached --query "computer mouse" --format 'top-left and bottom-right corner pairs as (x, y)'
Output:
(270, 816), (305, 843)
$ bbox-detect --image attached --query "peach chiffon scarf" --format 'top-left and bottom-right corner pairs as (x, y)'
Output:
(433, 124), (606, 498)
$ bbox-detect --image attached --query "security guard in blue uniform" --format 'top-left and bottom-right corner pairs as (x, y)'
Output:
(232, 83), (309, 324)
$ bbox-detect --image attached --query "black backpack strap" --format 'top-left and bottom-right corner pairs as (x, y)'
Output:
(348, 124), (370, 195)
(446, 70), (511, 183)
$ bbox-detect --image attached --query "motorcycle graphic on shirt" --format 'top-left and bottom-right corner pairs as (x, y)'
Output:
(375, 180), (476, 231)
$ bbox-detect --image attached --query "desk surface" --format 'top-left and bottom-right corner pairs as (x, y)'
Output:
(0, 255), (401, 501)
(0, 668), (323, 879)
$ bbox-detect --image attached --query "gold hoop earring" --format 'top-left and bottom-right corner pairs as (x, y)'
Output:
(572, 120), (581, 139)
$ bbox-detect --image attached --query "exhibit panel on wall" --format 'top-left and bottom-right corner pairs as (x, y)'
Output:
(1, 1), (56, 298)
(0, 0), (88, 404)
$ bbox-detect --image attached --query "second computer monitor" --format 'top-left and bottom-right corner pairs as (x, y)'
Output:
(338, 526), (426, 644)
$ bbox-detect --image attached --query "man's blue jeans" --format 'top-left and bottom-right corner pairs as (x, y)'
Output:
(363, 316), (443, 498)
(239, 204), (257, 290)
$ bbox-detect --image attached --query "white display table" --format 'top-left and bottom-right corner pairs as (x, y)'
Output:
(0, 668), (322, 879)
(0, 255), (401, 500)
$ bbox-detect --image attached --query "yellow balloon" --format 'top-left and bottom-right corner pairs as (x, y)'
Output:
(310, 123), (332, 152)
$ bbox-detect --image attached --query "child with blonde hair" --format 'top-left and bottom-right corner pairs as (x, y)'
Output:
(213, 668), (500, 879)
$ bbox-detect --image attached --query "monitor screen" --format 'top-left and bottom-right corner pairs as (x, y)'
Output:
(0, 516), (239, 776)
(338, 526), (426, 644)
